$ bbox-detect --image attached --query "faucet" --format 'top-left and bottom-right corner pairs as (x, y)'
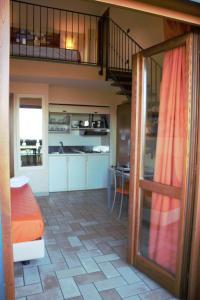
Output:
(59, 141), (64, 153)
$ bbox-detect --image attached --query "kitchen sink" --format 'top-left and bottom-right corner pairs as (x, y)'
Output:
(50, 152), (60, 154)
(72, 149), (85, 154)
(84, 150), (101, 153)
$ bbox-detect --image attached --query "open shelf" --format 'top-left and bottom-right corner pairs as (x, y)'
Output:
(48, 110), (110, 135)
(71, 128), (110, 132)
(49, 112), (71, 133)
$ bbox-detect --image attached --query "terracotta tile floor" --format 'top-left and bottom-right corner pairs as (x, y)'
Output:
(14, 189), (178, 300)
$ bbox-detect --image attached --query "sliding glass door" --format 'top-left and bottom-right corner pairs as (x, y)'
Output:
(128, 31), (200, 298)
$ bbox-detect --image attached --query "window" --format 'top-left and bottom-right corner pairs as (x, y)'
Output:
(19, 97), (43, 167)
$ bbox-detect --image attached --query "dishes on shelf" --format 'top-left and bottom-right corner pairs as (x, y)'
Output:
(49, 112), (70, 133)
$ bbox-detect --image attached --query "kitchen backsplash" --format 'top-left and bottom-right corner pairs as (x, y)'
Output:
(48, 133), (102, 146)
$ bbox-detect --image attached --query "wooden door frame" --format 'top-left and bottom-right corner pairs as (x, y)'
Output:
(0, 0), (14, 299)
(187, 32), (200, 300)
(95, 0), (200, 26)
(128, 32), (199, 297)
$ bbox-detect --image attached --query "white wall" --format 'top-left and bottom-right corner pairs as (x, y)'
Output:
(110, 6), (164, 48)
(18, 0), (108, 16)
(48, 132), (102, 147)
(10, 59), (105, 82)
(48, 83), (122, 106)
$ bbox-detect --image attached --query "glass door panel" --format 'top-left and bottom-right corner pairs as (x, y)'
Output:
(142, 56), (162, 180)
(138, 50), (184, 278)
(19, 97), (43, 167)
(140, 46), (186, 279)
(139, 190), (180, 275)
(128, 32), (197, 298)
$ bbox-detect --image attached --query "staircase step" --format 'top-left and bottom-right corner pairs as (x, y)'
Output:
(109, 76), (132, 82)
(111, 81), (132, 87)
(109, 74), (132, 81)
(108, 70), (132, 80)
(108, 69), (132, 100)
(116, 90), (131, 96)
(108, 68), (132, 74)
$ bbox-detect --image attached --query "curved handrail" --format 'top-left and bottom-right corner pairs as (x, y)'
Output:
(99, 15), (162, 101)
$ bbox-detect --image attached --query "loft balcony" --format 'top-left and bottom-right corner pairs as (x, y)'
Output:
(10, 0), (161, 102)
(10, 0), (100, 66)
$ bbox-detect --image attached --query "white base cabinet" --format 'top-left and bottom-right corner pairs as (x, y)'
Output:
(86, 155), (109, 189)
(68, 155), (86, 190)
(49, 156), (68, 192)
(49, 154), (109, 192)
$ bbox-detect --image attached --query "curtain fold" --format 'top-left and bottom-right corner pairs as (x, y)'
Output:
(148, 20), (189, 274)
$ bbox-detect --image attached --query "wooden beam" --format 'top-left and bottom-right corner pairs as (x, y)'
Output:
(139, 180), (182, 199)
(95, 0), (200, 26)
(142, 33), (188, 57)
(0, 0), (14, 299)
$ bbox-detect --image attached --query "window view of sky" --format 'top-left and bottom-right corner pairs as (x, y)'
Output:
(19, 108), (42, 140)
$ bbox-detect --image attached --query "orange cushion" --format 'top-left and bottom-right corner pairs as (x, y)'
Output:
(11, 184), (44, 243)
(116, 187), (129, 195)
(116, 180), (129, 195)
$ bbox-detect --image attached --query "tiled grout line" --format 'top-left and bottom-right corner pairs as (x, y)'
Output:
(20, 263), (25, 289)
(37, 264), (45, 295)
(20, 265), (25, 289)
(45, 250), (66, 300)
(92, 281), (106, 300)
(55, 272), (65, 300)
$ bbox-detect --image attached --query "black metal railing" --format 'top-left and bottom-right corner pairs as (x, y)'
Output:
(108, 18), (142, 72)
(10, 0), (100, 65)
(98, 14), (162, 102)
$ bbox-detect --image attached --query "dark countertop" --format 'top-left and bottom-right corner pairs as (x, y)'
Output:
(48, 145), (109, 155)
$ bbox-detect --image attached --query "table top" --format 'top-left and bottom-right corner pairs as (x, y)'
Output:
(109, 166), (130, 178)
(21, 145), (38, 149)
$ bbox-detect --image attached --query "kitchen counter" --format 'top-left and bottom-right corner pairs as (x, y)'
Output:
(48, 145), (110, 155)
(49, 152), (110, 156)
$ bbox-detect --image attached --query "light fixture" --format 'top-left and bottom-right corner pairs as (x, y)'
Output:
(65, 37), (74, 49)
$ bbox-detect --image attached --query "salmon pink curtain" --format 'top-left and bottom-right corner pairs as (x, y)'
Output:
(148, 20), (190, 274)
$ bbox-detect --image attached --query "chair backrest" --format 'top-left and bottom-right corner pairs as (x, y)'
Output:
(113, 168), (128, 191)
